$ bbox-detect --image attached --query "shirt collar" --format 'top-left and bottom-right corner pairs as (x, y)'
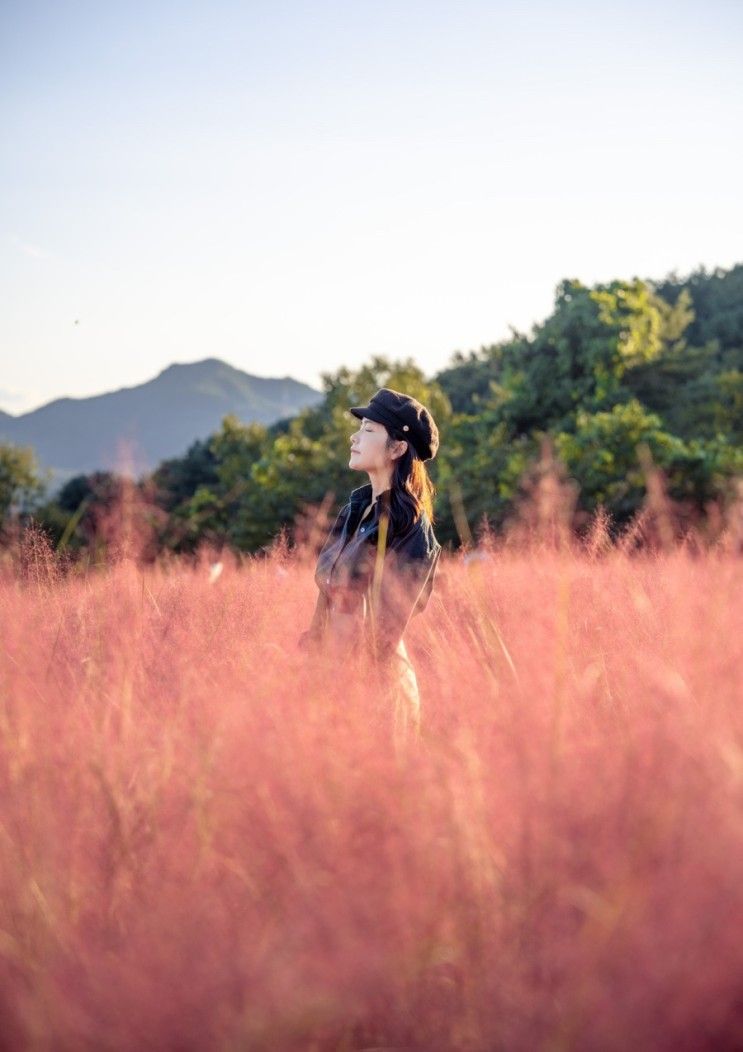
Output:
(350, 483), (390, 508)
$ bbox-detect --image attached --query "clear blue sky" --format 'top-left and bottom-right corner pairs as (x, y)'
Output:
(2, 0), (741, 414)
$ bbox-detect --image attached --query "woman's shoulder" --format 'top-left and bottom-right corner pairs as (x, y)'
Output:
(414, 508), (439, 538)
(392, 509), (441, 559)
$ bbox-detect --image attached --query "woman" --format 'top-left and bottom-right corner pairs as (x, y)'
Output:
(298, 387), (442, 740)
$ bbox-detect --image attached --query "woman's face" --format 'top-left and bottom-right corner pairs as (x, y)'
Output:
(349, 417), (403, 473)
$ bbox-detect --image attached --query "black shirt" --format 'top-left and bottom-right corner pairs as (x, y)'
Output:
(300, 482), (442, 662)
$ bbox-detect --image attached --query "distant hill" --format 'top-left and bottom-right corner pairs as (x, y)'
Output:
(0, 358), (323, 490)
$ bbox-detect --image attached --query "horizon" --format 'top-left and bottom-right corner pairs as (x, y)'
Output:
(2, 0), (742, 414)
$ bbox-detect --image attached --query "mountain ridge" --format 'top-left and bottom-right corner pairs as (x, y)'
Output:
(0, 357), (323, 489)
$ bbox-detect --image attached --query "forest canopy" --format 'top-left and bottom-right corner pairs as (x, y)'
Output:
(8, 261), (743, 556)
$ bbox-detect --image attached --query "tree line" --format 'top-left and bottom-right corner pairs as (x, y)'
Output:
(3, 262), (742, 559)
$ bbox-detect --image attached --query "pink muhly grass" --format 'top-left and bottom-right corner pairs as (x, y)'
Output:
(0, 514), (741, 1050)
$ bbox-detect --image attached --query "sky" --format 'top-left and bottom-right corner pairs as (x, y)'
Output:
(1, 0), (742, 415)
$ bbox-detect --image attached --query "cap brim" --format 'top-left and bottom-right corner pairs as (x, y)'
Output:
(349, 405), (387, 425)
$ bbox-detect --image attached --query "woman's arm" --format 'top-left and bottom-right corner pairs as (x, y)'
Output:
(298, 588), (330, 651)
(297, 499), (353, 651)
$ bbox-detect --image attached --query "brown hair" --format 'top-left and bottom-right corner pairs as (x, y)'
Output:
(380, 426), (437, 537)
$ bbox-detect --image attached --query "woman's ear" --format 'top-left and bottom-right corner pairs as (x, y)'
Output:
(393, 439), (408, 461)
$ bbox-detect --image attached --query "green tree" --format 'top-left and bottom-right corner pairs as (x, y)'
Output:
(653, 263), (743, 355)
(32, 471), (142, 554)
(0, 443), (46, 531)
(497, 278), (678, 434)
(555, 400), (742, 525)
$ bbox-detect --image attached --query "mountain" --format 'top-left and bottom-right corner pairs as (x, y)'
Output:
(0, 357), (323, 489)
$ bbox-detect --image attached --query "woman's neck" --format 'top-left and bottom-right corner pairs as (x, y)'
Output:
(366, 469), (392, 503)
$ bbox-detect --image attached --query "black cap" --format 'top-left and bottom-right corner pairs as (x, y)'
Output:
(349, 387), (439, 462)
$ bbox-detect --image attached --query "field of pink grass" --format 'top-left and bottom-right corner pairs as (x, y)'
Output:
(1, 522), (742, 1051)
